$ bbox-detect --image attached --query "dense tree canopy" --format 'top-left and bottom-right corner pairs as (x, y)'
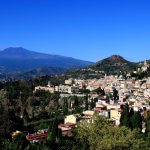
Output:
(75, 115), (148, 150)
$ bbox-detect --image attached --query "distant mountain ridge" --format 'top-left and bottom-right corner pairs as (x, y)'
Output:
(0, 47), (93, 74)
(0, 47), (148, 80)
(0, 47), (66, 59)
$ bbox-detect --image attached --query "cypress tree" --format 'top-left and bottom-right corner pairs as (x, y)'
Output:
(146, 111), (150, 133)
(130, 111), (142, 130)
(73, 96), (79, 107)
(63, 97), (68, 115)
(47, 115), (59, 148)
(120, 103), (130, 128)
(85, 95), (88, 110)
(73, 96), (80, 113)
(113, 88), (119, 101)
(129, 107), (134, 129)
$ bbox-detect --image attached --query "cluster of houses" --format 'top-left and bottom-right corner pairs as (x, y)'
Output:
(34, 81), (80, 94)
(34, 74), (150, 136)
(59, 76), (150, 136)
(29, 61), (150, 140)
(58, 97), (122, 137)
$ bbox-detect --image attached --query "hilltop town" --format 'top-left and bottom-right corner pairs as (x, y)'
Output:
(0, 58), (150, 149)
(32, 60), (150, 137)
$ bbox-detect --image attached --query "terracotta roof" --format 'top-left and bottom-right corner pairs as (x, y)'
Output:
(26, 131), (48, 142)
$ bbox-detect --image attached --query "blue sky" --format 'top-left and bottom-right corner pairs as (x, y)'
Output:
(0, 0), (150, 62)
